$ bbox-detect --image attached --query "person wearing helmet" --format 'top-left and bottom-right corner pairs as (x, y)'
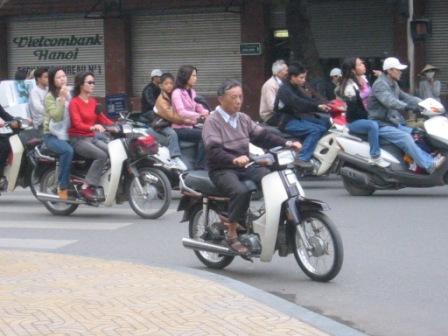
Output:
(418, 64), (441, 102)
(368, 57), (445, 174)
(141, 69), (163, 113)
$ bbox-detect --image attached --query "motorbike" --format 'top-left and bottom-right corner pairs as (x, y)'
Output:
(179, 146), (343, 282)
(0, 118), (41, 196)
(336, 99), (448, 196)
(32, 120), (172, 218)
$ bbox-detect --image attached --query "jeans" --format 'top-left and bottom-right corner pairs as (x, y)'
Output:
(285, 118), (327, 161)
(209, 166), (270, 224)
(348, 119), (380, 158)
(158, 127), (181, 158)
(175, 127), (206, 169)
(71, 137), (108, 186)
(44, 134), (74, 189)
(378, 124), (434, 170)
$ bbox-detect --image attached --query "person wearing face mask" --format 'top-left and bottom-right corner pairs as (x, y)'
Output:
(418, 65), (441, 102)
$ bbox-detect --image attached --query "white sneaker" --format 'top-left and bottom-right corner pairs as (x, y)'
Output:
(173, 157), (188, 171)
(427, 154), (446, 174)
(368, 157), (390, 168)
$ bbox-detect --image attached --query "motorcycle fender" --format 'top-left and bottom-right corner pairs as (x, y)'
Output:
(254, 171), (288, 262)
(103, 139), (127, 207)
(4, 135), (24, 192)
(297, 197), (330, 213)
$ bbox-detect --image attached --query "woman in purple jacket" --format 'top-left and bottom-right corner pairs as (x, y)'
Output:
(171, 65), (209, 169)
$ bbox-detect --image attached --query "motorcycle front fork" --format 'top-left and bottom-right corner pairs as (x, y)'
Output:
(285, 198), (313, 251)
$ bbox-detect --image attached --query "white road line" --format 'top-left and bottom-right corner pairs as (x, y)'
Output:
(0, 239), (77, 250)
(0, 222), (133, 230)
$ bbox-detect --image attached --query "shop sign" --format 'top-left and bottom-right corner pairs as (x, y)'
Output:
(240, 43), (262, 56)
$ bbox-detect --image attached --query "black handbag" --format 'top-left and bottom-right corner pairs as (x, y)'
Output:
(151, 115), (171, 130)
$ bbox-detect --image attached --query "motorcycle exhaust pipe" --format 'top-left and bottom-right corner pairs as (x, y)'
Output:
(35, 192), (87, 205)
(182, 238), (237, 256)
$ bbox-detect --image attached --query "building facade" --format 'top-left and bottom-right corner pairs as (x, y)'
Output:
(0, 0), (444, 119)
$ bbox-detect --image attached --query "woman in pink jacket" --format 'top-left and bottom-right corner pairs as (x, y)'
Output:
(171, 65), (209, 169)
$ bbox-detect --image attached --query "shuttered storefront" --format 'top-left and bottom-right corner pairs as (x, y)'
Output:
(132, 11), (242, 97)
(426, 1), (448, 94)
(271, 0), (394, 58)
(7, 16), (106, 96)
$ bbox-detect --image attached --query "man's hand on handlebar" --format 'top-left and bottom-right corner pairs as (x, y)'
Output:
(233, 155), (250, 167)
(318, 104), (332, 112)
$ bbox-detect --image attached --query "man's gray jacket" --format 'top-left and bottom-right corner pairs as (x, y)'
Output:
(367, 74), (421, 126)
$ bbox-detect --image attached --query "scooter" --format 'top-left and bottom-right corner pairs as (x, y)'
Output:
(32, 120), (172, 218)
(0, 118), (41, 196)
(179, 146), (343, 282)
(336, 100), (448, 196)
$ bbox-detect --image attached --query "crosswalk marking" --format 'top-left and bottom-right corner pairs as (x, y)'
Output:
(0, 222), (133, 231)
(0, 238), (77, 250)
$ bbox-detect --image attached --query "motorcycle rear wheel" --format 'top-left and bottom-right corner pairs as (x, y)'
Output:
(292, 211), (343, 282)
(40, 168), (78, 216)
(189, 206), (234, 269)
(128, 167), (171, 219)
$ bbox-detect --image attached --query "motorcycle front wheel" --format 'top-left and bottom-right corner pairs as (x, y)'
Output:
(292, 211), (343, 282)
(128, 167), (171, 219)
(189, 206), (234, 269)
(40, 168), (78, 216)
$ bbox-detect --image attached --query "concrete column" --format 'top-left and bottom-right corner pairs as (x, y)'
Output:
(103, 16), (131, 96)
(241, 1), (268, 120)
(0, 19), (8, 80)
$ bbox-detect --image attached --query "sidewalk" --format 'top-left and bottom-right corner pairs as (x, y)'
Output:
(0, 250), (330, 336)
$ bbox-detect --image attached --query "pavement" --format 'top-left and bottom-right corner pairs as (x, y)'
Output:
(0, 250), (366, 336)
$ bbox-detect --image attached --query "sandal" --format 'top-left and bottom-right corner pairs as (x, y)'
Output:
(226, 236), (249, 255)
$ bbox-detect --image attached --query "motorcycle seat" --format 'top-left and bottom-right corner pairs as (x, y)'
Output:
(37, 144), (86, 162)
(184, 170), (258, 197)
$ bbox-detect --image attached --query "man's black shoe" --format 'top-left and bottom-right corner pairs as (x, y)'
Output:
(0, 176), (8, 191)
(293, 159), (314, 171)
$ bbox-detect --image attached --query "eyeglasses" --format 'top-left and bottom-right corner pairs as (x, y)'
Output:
(85, 81), (96, 85)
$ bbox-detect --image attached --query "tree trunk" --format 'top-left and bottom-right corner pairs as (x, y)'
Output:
(286, 0), (323, 78)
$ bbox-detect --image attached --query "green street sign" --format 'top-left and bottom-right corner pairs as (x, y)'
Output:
(240, 43), (262, 56)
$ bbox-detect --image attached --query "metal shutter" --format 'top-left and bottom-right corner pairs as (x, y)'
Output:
(132, 11), (242, 97)
(426, 1), (448, 94)
(7, 15), (106, 96)
(271, 0), (394, 58)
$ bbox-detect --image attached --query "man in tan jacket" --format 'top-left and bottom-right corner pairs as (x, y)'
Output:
(259, 60), (288, 122)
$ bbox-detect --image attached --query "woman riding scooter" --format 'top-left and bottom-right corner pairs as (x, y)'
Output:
(69, 72), (114, 202)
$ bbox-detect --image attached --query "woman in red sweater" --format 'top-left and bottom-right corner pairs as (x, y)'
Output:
(69, 72), (113, 201)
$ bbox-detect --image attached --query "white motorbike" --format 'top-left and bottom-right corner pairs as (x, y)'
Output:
(336, 99), (448, 195)
(0, 118), (41, 196)
(33, 121), (172, 218)
(179, 147), (343, 282)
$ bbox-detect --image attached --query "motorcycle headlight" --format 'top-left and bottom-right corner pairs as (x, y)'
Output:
(276, 149), (295, 166)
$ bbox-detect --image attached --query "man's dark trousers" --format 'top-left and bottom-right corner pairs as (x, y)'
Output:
(209, 165), (270, 225)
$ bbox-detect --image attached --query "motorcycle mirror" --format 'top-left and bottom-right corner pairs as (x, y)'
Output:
(194, 96), (211, 111)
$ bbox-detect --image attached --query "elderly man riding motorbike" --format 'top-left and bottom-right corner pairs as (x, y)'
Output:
(202, 79), (301, 254)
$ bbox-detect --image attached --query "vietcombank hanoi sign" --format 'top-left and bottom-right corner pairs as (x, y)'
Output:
(12, 34), (102, 61)
(8, 18), (106, 95)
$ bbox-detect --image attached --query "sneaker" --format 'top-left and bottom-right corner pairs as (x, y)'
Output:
(0, 176), (7, 191)
(368, 157), (390, 168)
(57, 188), (68, 201)
(293, 159), (314, 170)
(80, 186), (98, 202)
(427, 154), (446, 174)
(173, 157), (188, 171)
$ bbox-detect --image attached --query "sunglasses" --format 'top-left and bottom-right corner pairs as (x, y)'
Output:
(85, 81), (96, 85)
